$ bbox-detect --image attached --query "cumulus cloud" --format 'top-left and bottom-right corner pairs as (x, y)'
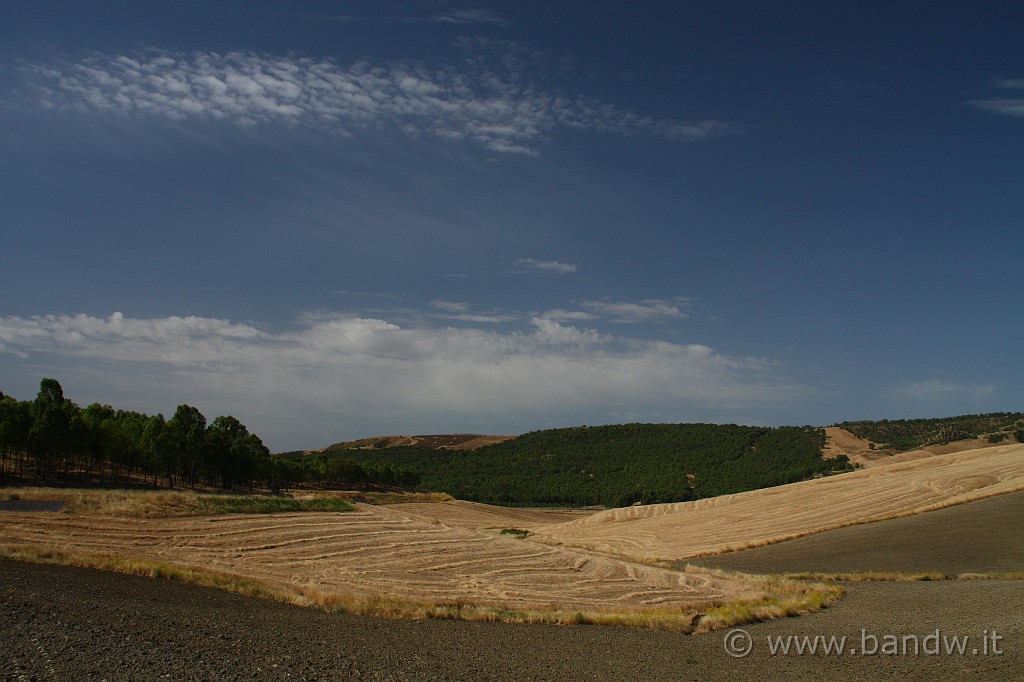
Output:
(13, 49), (739, 153)
(0, 311), (811, 448)
(514, 258), (577, 273)
(970, 77), (1024, 117)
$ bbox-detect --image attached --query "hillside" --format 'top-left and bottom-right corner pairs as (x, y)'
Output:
(323, 423), (852, 507)
(321, 434), (516, 452)
(835, 412), (1024, 452)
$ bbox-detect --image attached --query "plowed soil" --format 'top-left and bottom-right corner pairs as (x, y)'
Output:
(693, 490), (1024, 575)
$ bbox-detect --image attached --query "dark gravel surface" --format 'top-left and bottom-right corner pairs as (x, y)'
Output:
(2, 559), (1021, 681)
(691, 491), (1024, 575)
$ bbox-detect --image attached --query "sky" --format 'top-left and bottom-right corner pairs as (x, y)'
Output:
(1, 1), (1022, 451)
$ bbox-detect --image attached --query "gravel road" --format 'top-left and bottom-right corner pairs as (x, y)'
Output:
(2, 559), (1020, 681)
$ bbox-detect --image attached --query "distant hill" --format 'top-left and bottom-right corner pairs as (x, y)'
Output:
(320, 423), (852, 507)
(320, 434), (516, 452)
(835, 412), (1024, 452)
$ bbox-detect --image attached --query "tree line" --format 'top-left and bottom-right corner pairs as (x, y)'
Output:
(0, 378), (416, 491)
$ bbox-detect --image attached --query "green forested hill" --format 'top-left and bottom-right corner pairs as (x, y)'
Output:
(836, 412), (1024, 451)
(330, 423), (850, 507)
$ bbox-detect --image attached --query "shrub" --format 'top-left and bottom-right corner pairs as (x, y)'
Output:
(500, 528), (530, 538)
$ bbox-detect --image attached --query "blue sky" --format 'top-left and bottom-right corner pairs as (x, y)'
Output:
(2, 2), (1022, 451)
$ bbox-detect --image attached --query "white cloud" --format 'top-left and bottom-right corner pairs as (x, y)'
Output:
(992, 78), (1024, 90)
(514, 258), (577, 273)
(578, 298), (692, 323)
(539, 297), (692, 323)
(538, 309), (599, 322)
(430, 300), (469, 313)
(971, 99), (1024, 117)
(0, 311), (812, 449)
(428, 300), (517, 324)
(14, 49), (739, 153)
(970, 77), (1024, 117)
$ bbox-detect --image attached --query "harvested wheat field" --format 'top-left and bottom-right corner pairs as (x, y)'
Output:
(0, 498), (800, 630)
(535, 442), (1024, 561)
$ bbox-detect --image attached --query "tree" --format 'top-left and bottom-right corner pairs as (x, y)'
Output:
(0, 396), (32, 481)
(166, 404), (207, 485)
(27, 378), (73, 480)
(81, 403), (115, 477)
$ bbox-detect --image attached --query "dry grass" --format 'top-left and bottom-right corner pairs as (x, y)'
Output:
(534, 443), (1024, 562)
(2, 487), (353, 517)
(343, 491), (454, 505)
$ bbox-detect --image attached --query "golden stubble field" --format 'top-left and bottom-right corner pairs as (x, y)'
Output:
(2, 439), (1022, 630)
(535, 441), (1024, 561)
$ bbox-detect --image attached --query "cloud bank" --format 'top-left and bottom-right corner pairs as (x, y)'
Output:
(15, 49), (738, 153)
(0, 312), (811, 449)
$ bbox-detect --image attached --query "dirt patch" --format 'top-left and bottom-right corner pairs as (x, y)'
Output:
(691, 490), (1024, 575)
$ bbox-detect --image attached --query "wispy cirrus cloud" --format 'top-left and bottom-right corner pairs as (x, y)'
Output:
(892, 379), (997, 401)
(513, 258), (577, 274)
(969, 77), (1024, 117)
(580, 298), (693, 323)
(542, 297), (693, 323)
(0, 311), (812, 448)
(11, 48), (739, 154)
(428, 300), (518, 323)
(321, 9), (509, 27)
